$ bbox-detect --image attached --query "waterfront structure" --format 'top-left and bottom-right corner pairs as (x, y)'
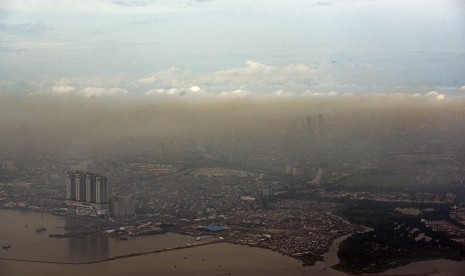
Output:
(110, 194), (136, 217)
(66, 171), (109, 216)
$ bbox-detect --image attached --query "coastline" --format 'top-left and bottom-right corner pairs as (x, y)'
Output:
(0, 228), (353, 276)
(0, 242), (311, 276)
(2, 233), (465, 276)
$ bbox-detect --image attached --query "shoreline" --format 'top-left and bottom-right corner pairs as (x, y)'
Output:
(0, 209), (369, 270)
(2, 234), (465, 276)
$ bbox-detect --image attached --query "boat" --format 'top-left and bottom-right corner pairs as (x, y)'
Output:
(2, 244), (11, 249)
(36, 226), (46, 233)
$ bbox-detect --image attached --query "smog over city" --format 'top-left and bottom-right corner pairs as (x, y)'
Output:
(1, 1), (465, 276)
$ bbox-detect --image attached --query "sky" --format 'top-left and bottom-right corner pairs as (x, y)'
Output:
(0, 0), (464, 98)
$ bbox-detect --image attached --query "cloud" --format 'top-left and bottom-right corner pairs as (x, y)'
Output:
(80, 87), (128, 98)
(52, 84), (76, 94)
(136, 67), (188, 87)
(52, 79), (76, 94)
(197, 60), (321, 89)
(302, 90), (339, 97)
(426, 91), (445, 100)
(190, 86), (201, 93)
(134, 60), (323, 95)
(219, 89), (249, 98)
(145, 88), (180, 96)
(273, 90), (294, 97)
(111, 0), (154, 7)
(6, 60), (461, 100)
(145, 85), (208, 97)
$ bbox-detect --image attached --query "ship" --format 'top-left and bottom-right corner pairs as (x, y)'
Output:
(2, 244), (11, 249)
(36, 226), (46, 233)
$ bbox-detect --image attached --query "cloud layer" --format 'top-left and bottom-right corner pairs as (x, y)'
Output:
(1, 60), (463, 101)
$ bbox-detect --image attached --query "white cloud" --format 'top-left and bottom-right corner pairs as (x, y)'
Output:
(145, 86), (208, 97)
(136, 67), (188, 87)
(80, 87), (128, 98)
(273, 90), (294, 97)
(219, 89), (249, 97)
(197, 60), (321, 89)
(11, 61), (463, 100)
(145, 88), (179, 96)
(134, 60), (323, 95)
(426, 91), (445, 100)
(190, 86), (201, 93)
(52, 79), (76, 94)
(52, 84), (76, 94)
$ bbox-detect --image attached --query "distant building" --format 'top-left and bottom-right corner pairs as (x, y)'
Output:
(306, 116), (312, 130)
(285, 165), (305, 177)
(110, 194), (136, 217)
(285, 165), (293, 175)
(292, 167), (304, 176)
(1, 161), (17, 172)
(262, 187), (273, 197)
(316, 113), (325, 133)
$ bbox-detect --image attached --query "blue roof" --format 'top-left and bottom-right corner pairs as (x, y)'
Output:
(200, 225), (224, 232)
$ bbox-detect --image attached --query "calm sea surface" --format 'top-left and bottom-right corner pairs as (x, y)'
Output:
(0, 209), (196, 263)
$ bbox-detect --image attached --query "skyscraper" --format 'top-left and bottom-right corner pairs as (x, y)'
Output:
(66, 171), (76, 200)
(66, 171), (109, 203)
(95, 176), (108, 204)
(74, 172), (86, 201)
(85, 173), (96, 203)
(66, 171), (110, 217)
